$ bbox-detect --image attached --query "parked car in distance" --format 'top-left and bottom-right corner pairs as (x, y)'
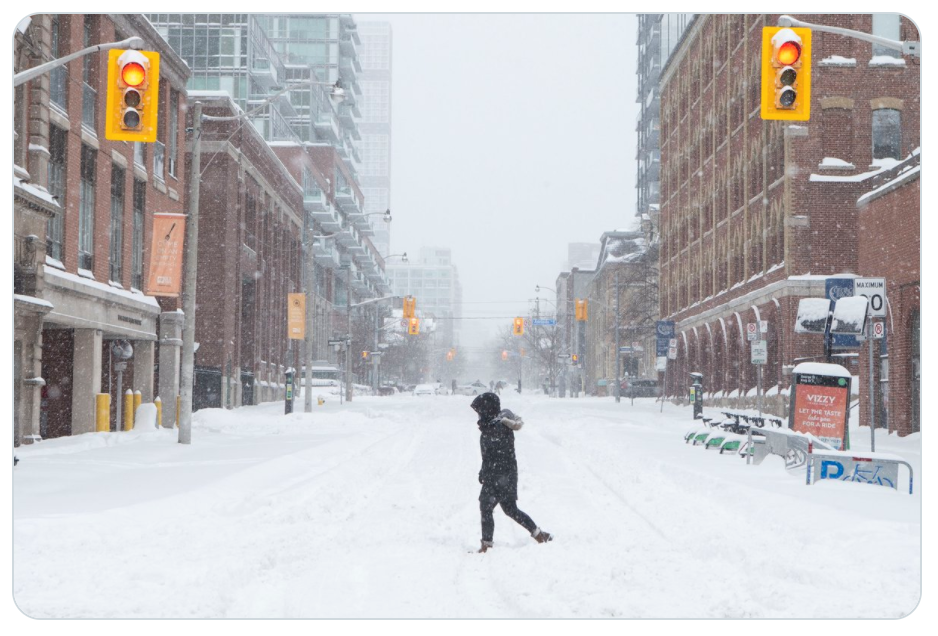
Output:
(454, 380), (488, 396)
(619, 378), (660, 397)
(413, 384), (437, 396)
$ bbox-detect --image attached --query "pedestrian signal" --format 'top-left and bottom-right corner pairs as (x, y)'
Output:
(408, 317), (420, 335)
(513, 317), (524, 336)
(761, 27), (811, 121)
(105, 49), (160, 142)
(403, 296), (416, 319)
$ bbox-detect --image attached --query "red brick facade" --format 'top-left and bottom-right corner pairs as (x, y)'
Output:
(658, 15), (919, 431)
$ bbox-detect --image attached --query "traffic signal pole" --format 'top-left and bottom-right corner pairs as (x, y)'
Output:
(777, 15), (920, 58)
(178, 102), (202, 445)
(14, 36), (144, 87)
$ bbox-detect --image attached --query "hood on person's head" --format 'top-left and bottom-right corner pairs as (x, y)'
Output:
(470, 392), (501, 420)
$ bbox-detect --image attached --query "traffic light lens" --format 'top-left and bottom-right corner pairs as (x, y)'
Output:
(121, 62), (146, 87)
(778, 68), (797, 86)
(778, 88), (797, 108)
(123, 88), (141, 108)
(122, 109), (141, 128)
(776, 42), (801, 66)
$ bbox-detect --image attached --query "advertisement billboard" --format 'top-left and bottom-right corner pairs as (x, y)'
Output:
(789, 364), (851, 450)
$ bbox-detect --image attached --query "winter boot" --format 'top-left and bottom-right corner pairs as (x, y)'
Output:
(478, 540), (494, 553)
(532, 528), (553, 544)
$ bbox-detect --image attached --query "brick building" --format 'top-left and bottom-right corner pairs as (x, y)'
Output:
(187, 93), (306, 409)
(657, 14), (919, 430)
(14, 15), (190, 441)
(856, 152), (920, 436)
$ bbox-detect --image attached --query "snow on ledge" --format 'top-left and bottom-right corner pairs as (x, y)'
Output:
(14, 294), (53, 309)
(44, 266), (161, 308)
(819, 55), (857, 66)
(868, 55), (906, 67)
(818, 157), (855, 170)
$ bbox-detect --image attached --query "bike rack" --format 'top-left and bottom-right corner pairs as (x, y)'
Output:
(806, 448), (914, 494)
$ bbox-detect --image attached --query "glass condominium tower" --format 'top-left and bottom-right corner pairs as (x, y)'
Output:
(356, 20), (393, 257)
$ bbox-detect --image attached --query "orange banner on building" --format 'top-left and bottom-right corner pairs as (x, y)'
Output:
(145, 213), (186, 297)
(288, 293), (306, 340)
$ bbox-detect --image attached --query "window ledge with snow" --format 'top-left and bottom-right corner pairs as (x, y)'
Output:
(78, 268), (95, 280)
(868, 56), (906, 67)
(818, 157), (855, 170)
(819, 56), (857, 66)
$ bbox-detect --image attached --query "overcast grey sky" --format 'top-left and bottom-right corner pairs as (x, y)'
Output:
(358, 13), (638, 350)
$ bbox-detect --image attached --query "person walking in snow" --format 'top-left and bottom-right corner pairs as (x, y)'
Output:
(470, 392), (552, 553)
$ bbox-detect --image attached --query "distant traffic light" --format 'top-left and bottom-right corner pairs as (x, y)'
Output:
(362, 351), (369, 359)
(513, 317), (524, 336)
(403, 296), (416, 319)
(572, 354), (578, 363)
(105, 49), (160, 142)
(761, 27), (811, 121)
(446, 349), (455, 361)
(575, 299), (588, 321)
(408, 317), (420, 335)
(501, 350), (508, 361)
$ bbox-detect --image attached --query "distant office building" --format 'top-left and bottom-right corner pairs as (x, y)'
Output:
(387, 247), (462, 346)
(566, 243), (600, 270)
(357, 20), (393, 257)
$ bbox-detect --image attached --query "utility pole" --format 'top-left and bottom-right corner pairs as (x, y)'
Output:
(303, 219), (316, 412)
(346, 266), (353, 402)
(614, 268), (621, 404)
(178, 102), (202, 445)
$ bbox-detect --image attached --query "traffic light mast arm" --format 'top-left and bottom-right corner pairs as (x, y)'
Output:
(14, 36), (144, 87)
(778, 14), (920, 57)
(351, 295), (400, 309)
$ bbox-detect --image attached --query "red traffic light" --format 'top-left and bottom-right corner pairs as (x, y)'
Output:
(775, 41), (801, 66)
(121, 62), (146, 88)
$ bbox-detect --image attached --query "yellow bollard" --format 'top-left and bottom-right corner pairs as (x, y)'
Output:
(124, 389), (134, 431)
(133, 390), (142, 414)
(176, 395), (181, 428)
(96, 394), (110, 432)
(154, 396), (162, 429)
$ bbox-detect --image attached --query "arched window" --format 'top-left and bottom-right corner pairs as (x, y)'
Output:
(872, 108), (901, 160)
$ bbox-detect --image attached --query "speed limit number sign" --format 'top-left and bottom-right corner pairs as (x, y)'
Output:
(855, 278), (886, 318)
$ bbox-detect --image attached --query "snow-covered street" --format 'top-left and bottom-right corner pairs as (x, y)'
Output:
(13, 394), (921, 619)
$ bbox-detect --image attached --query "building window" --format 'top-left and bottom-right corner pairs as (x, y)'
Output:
(50, 15), (67, 110)
(872, 108), (901, 160)
(81, 17), (96, 131)
(134, 142), (147, 168)
(47, 126), (67, 261)
(78, 145), (97, 271)
(168, 90), (179, 177)
(132, 180), (146, 290)
(872, 14), (902, 58)
(110, 165), (125, 282)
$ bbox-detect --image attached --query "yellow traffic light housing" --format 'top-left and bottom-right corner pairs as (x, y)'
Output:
(105, 49), (160, 142)
(362, 351), (369, 359)
(761, 27), (811, 121)
(572, 354), (578, 363)
(513, 317), (525, 336)
(408, 318), (420, 335)
(403, 296), (416, 319)
(575, 299), (588, 321)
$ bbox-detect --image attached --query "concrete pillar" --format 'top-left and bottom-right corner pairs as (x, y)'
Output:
(133, 339), (155, 402)
(158, 311), (184, 428)
(70, 328), (103, 435)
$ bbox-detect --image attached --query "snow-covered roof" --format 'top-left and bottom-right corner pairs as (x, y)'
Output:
(44, 266), (160, 309)
(14, 175), (60, 208)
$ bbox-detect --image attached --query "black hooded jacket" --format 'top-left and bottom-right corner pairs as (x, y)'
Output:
(471, 393), (524, 501)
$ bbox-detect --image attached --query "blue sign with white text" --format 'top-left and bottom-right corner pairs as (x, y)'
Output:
(656, 320), (675, 357)
(825, 278), (860, 348)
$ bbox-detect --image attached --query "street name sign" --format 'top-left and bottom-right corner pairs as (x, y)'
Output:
(532, 318), (556, 326)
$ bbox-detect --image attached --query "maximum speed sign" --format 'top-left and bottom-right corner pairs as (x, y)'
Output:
(855, 278), (886, 318)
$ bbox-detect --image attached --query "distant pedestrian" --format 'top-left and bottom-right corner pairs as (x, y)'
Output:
(470, 392), (552, 553)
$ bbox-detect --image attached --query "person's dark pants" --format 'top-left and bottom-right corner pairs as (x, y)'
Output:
(480, 495), (537, 542)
